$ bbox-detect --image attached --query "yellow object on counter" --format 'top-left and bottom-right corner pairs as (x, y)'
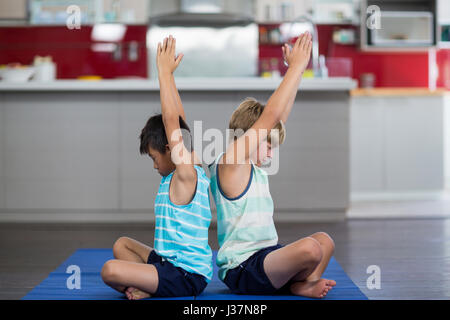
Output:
(302, 69), (314, 78)
(77, 75), (102, 81)
(260, 68), (314, 79)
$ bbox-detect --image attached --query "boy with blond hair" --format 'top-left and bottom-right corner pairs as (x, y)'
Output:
(209, 32), (336, 298)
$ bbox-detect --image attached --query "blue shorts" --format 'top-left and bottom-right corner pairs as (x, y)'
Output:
(146, 250), (207, 297)
(223, 244), (292, 295)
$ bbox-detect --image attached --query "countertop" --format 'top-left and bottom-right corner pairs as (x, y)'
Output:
(0, 77), (357, 92)
(351, 88), (449, 96)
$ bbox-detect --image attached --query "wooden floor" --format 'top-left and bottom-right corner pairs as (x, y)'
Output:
(1, 218), (449, 300)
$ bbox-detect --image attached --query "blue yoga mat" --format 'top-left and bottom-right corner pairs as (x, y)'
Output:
(22, 249), (367, 300)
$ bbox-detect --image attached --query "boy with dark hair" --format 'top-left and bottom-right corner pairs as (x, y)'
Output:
(101, 35), (212, 300)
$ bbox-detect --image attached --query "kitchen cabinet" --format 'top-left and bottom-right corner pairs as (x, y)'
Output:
(360, 0), (438, 51)
(446, 94), (450, 189)
(28, 0), (148, 25)
(351, 89), (446, 200)
(254, 0), (307, 23)
(312, 0), (360, 25)
(254, 0), (359, 24)
(0, 77), (356, 223)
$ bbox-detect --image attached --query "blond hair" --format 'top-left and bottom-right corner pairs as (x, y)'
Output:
(228, 97), (286, 147)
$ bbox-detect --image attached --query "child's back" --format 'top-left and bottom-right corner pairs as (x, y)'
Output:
(155, 164), (212, 280)
(101, 35), (213, 300)
(208, 32), (337, 298)
(209, 152), (277, 281)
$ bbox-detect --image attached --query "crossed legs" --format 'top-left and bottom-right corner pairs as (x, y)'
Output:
(101, 237), (157, 299)
(102, 233), (336, 299)
(263, 232), (336, 298)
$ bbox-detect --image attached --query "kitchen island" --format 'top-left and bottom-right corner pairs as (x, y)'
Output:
(0, 77), (356, 223)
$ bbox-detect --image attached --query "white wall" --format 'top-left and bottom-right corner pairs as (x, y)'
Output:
(445, 95), (450, 190)
(438, 0), (450, 24)
(103, 0), (149, 23)
(149, 0), (179, 17)
(148, 0), (254, 17)
(223, 0), (254, 16)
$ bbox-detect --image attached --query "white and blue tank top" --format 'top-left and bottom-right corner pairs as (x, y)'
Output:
(153, 165), (213, 282)
(209, 153), (278, 281)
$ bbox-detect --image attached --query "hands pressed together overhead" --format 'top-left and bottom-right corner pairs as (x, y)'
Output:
(157, 35), (184, 75)
(282, 32), (313, 73)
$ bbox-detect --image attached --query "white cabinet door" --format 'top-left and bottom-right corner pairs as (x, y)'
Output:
(2, 93), (121, 210)
(350, 96), (385, 192)
(0, 97), (4, 209)
(385, 96), (444, 190)
(351, 94), (445, 196)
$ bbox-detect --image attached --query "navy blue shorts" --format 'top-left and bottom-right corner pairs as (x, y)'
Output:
(223, 244), (292, 295)
(146, 250), (207, 297)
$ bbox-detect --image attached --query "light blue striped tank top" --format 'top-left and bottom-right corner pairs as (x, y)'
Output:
(209, 153), (278, 281)
(154, 165), (213, 282)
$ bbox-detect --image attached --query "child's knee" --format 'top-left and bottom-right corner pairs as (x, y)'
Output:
(312, 232), (335, 253)
(298, 237), (323, 266)
(113, 236), (130, 257)
(101, 259), (120, 283)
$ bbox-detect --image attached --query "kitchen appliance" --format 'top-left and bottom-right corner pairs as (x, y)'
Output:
(369, 11), (434, 47)
(147, 4), (258, 78)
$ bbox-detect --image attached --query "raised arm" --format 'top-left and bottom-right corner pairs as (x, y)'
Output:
(169, 58), (186, 122)
(161, 36), (201, 164)
(224, 32), (312, 165)
(157, 36), (184, 120)
(279, 36), (311, 123)
(157, 36), (196, 183)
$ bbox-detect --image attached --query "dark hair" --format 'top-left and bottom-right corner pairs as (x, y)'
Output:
(139, 114), (191, 155)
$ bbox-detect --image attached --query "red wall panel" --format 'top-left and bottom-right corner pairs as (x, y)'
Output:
(259, 24), (449, 88)
(1, 24), (449, 87)
(0, 25), (147, 79)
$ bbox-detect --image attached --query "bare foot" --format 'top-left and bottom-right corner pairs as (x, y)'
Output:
(125, 287), (151, 300)
(290, 279), (336, 299)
